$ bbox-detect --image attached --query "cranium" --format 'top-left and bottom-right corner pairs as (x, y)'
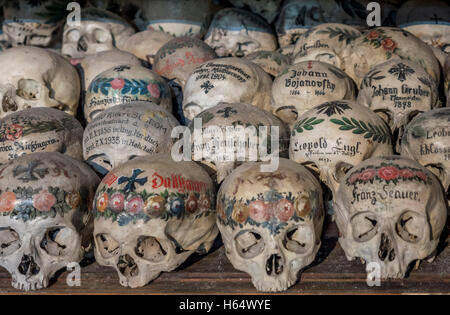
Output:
(357, 59), (440, 150)
(245, 51), (291, 77)
(204, 8), (277, 57)
(61, 7), (136, 59)
(0, 152), (99, 291)
(0, 46), (81, 118)
(334, 156), (447, 279)
(153, 37), (217, 88)
(183, 57), (273, 121)
(289, 100), (393, 197)
(122, 30), (174, 65)
(272, 60), (356, 126)
(216, 158), (324, 292)
(0, 107), (83, 164)
(187, 102), (290, 183)
(446, 55), (450, 106)
(83, 102), (179, 176)
(85, 64), (172, 122)
(93, 154), (217, 288)
(228, 0), (282, 24)
(342, 27), (441, 87)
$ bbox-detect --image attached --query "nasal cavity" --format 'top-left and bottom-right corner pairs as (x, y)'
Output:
(266, 254), (283, 276)
(117, 254), (139, 277)
(17, 255), (40, 276)
(77, 36), (88, 52)
(378, 233), (395, 262)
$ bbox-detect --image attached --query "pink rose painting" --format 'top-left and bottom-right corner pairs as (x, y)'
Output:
(33, 191), (56, 212)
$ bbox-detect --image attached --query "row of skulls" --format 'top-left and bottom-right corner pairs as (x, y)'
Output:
(0, 0), (447, 293)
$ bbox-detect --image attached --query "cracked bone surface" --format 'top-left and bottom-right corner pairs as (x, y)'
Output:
(93, 154), (217, 288)
(0, 152), (99, 291)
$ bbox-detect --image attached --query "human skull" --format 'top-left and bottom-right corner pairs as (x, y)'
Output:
(135, 0), (212, 37)
(61, 7), (136, 59)
(83, 102), (179, 176)
(334, 156), (447, 279)
(204, 8), (277, 57)
(78, 50), (141, 89)
(396, 0), (450, 53)
(290, 100), (393, 197)
(2, 0), (65, 47)
(183, 57), (273, 121)
(0, 152), (99, 291)
(272, 60), (356, 126)
(93, 154), (217, 288)
(0, 107), (83, 164)
(228, 0), (282, 24)
(153, 37), (217, 88)
(216, 158), (324, 292)
(292, 23), (362, 69)
(85, 64), (172, 122)
(187, 102), (290, 183)
(342, 27), (441, 87)
(275, 0), (324, 47)
(400, 108), (450, 197)
(0, 46), (81, 118)
(245, 51), (291, 77)
(445, 55), (450, 106)
(122, 30), (174, 65)
(357, 59), (440, 150)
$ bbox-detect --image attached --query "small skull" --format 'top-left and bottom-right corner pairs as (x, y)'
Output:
(83, 102), (179, 176)
(245, 51), (291, 77)
(289, 100), (393, 197)
(85, 64), (172, 122)
(204, 8), (278, 57)
(217, 159), (324, 292)
(334, 156), (447, 279)
(183, 57), (273, 121)
(62, 7), (136, 59)
(229, 0), (282, 24)
(0, 46), (81, 117)
(0, 152), (99, 291)
(0, 107), (84, 164)
(153, 37), (217, 88)
(93, 154), (217, 288)
(272, 61), (356, 126)
(122, 30), (174, 65)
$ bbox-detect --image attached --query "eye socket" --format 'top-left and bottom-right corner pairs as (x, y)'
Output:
(396, 211), (425, 244)
(95, 233), (120, 259)
(134, 236), (168, 263)
(283, 225), (313, 254)
(407, 110), (422, 123)
(40, 227), (78, 257)
(351, 212), (378, 242)
(16, 79), (41, 100)
(302, 161), (320, 177)
(425, 163), (444, 180)
(333, 162), (353, 183)
(93, 28), (110, 43)
(374, 109), (392, 125)
(235, 230), (265, 259)
(0, 228), (21, 257)
(66, 29), (81, 42)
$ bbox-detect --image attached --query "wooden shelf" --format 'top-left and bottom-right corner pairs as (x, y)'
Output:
(1, 219), (449, 295)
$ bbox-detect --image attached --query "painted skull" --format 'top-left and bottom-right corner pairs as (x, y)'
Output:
(204, 8), (278, 57)
(0, 152), (99, 291)
(400, 108), (450, 197)
(153, 37), (217, 88)
(289, 100), (393, 197)
(187, 102), (290, 183)
(83, 102), (179, 176)
(396, 0), (450, 53)
(216, 158), (324, 292)
(85, 64), (172, 122)
(357, 59), (439, 150)
(446, 55), (450, 107)
(245, 51), (291, 77)
(342, 27), (441, 87)
(122, 30), (174, 65)
(0, 107), (83, 164)
(93, 154), (217, 288)
(334, 156), (447, 279)
(183, 57), (273, 121)
(0, 46), (81, 118)
(61, 7), (136, 59)
(228, 0), (282, 24)
(272, 60), (356, 126)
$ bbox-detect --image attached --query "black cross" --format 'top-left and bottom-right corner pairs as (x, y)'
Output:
(217, 107), (237, 118)
(200, 80), (214, 94)
(118, 169), (147, 193)
(430, 14), (444, 24)
(13, 160), (49, 183)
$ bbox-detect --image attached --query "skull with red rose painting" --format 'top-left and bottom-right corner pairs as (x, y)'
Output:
(93, 154), (217, 288)
(0, 152), (99, 291)
(289, 100), (393, 198)
(0, 46), (81, 118)
(84, 64), (172, 122)
(334, 156), (447, 279)
(217, 159), (324, 292)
